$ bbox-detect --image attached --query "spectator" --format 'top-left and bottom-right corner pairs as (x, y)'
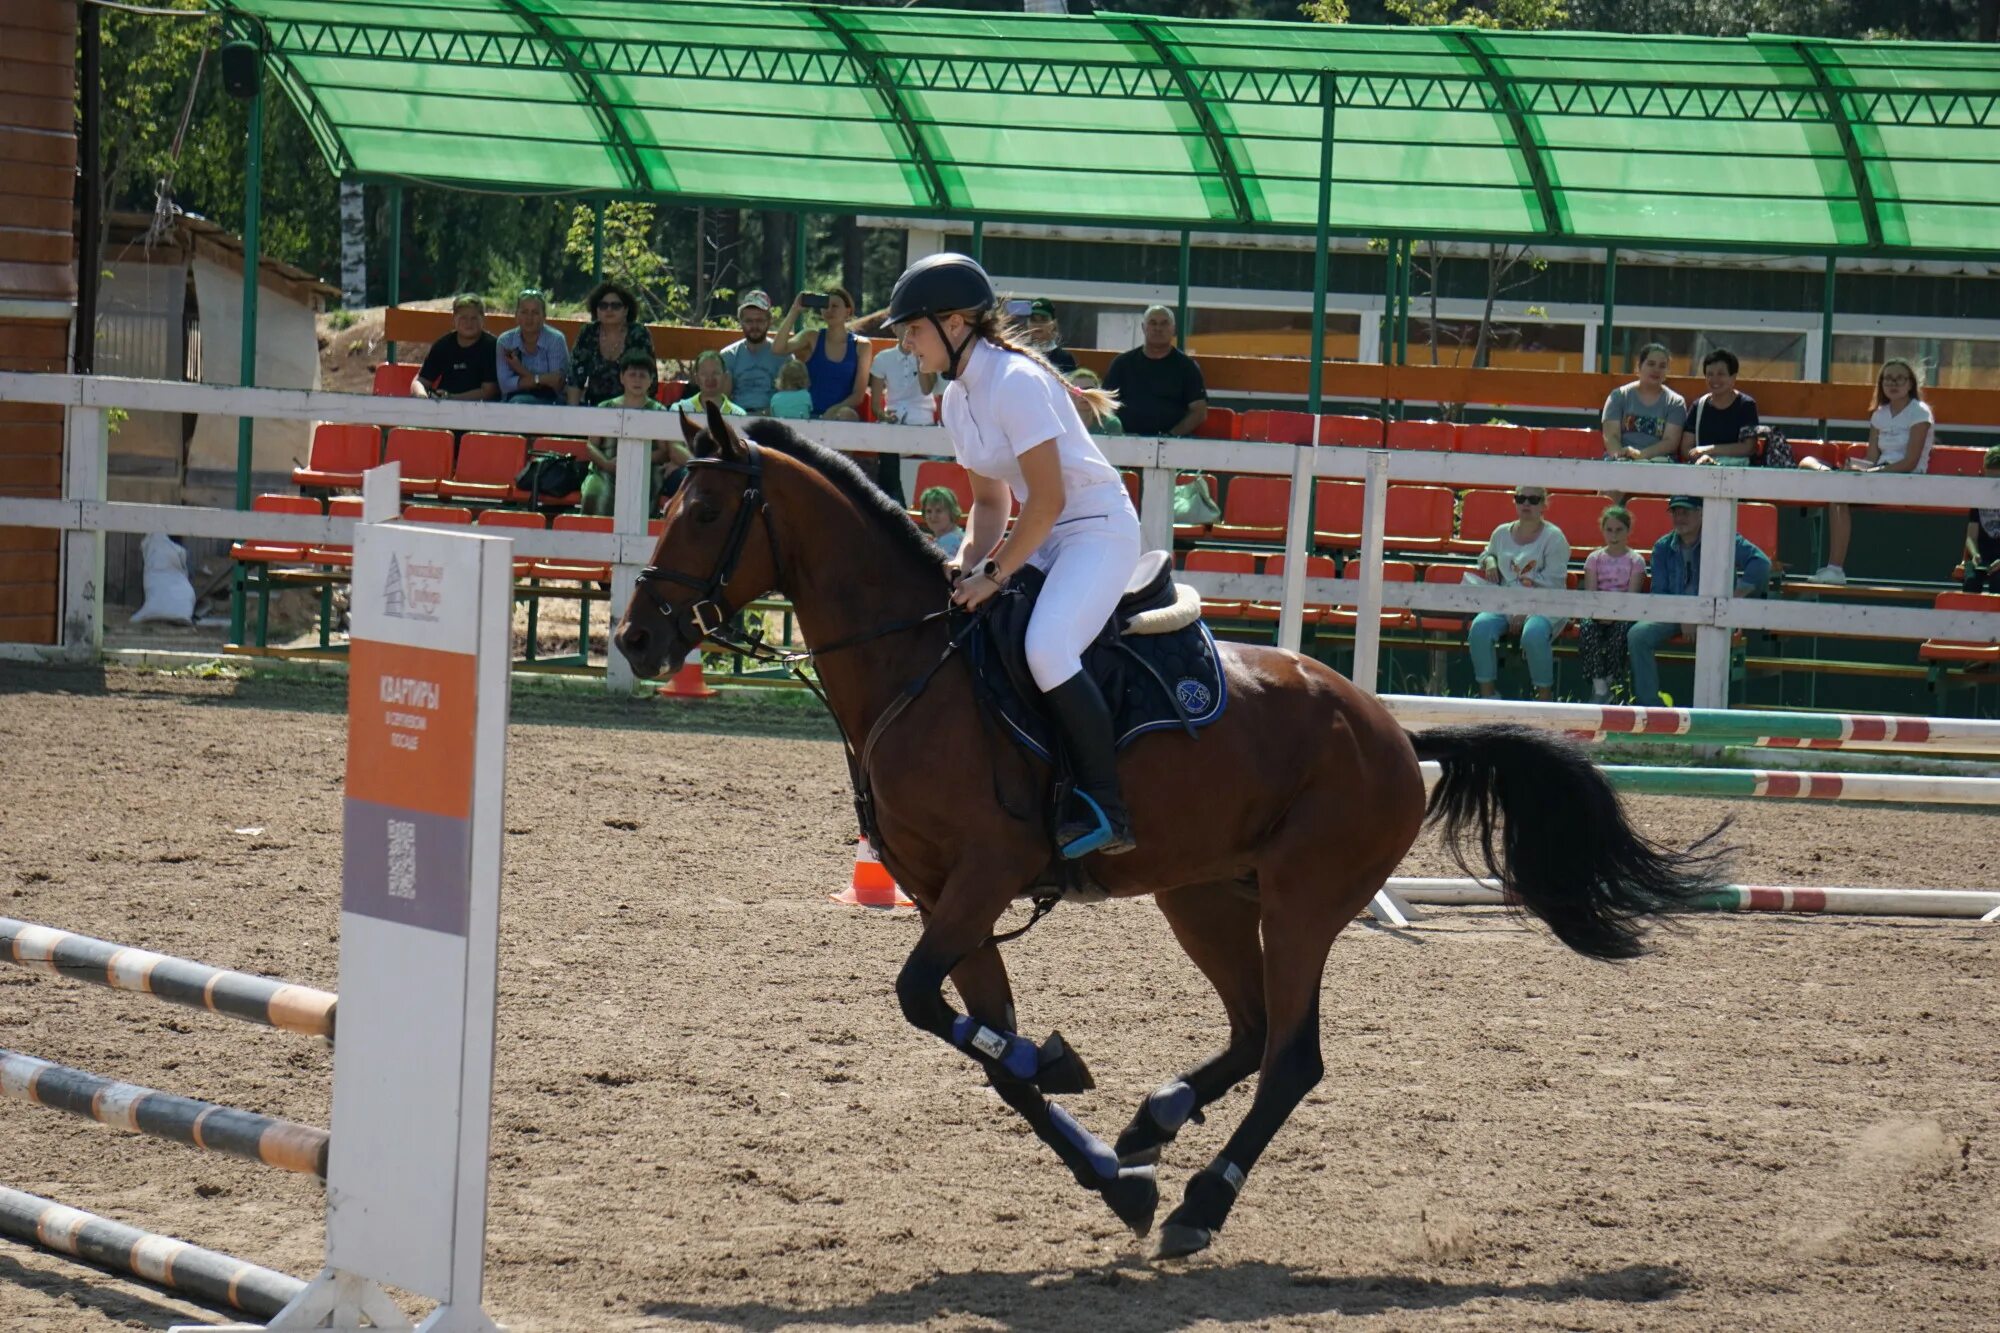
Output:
(773, 285), (872, 421)
(568, 279), (654, 406)
(1602, 342), (1687, 463)
(1685, 347), (1758, 467)
(582, 348), (681, 518)
(1959, 446), (2000, 593)
(720, 290), (786, 413)
(1103, 305), (1207, 438)
(672, 349), (746, 417)
(1468, 485), (1570, 703)
(767, 360), (813, 420)
(413, 294), (498, 402)
(1071, 368), (1123, 434)
(918, 485), (965, 558)
(495, 288), (569, 405)
(1024, 298), (1077, 374)
(870, 324), (938, 426)
(1810, 358), (1936, 586)
(1578, 504), (1649, 704)
(1627, 496), (1771, 707)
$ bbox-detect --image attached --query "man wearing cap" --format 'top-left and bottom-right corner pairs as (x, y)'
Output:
(412, 294), (499, 401)
(1025, 298), (1077, 375)
(720, 290), (787, 413)
(1626, 495), (1771, 706)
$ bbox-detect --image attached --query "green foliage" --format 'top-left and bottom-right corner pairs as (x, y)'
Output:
(560, 202), (690, 323)
(1307, 0), (1566, 26)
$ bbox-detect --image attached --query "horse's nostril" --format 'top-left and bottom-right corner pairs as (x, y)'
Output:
(619, 625), (649, 655)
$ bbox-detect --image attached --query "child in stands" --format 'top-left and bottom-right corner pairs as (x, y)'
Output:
(918, 485), (965, 558)
(1579, 504), (1650, 703)
(766, 359), (813, 420)
(1961, 447), (2000, 593)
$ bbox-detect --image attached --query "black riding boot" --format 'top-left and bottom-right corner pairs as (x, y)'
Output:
(1043, 672), (1138, 858)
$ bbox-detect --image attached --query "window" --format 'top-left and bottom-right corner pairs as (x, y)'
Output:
(1832, 334), (2000, 391)
(1610, 327), (1807, 380)
(1404, 320), (1586, 373)
(1182, 308), (1362, 363)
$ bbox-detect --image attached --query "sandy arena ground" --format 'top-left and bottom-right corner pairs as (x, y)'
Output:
(0, 664), (1994, 1331)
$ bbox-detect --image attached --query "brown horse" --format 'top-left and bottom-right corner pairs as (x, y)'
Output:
(616, 406), (1725, 1259)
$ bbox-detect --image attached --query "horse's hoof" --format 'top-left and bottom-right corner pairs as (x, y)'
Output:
(1033, 1030), (1095, 1095)
(1098, 1165), (1158, 1237)
(1155, 1223), (1213, 1260)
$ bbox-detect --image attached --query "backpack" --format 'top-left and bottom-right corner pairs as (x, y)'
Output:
(1749, 425), (1794, 469)
(516, 451), (591, 498)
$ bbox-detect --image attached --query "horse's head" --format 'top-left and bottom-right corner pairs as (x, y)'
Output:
(614, 402), (780, 679)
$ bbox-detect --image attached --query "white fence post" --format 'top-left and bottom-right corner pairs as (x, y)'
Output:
(1276, 441), (1318, 652)
(1694, 495), (1738, 709)
(606, 435), (648, 693)
(61, 406), (106, 658)
(1138, 445), (1174, 555)
(1352, 450), (1392, 692)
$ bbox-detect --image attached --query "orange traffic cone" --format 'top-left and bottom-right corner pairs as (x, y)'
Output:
(657, 652), (717, 699)
(829, 836), (913, 909)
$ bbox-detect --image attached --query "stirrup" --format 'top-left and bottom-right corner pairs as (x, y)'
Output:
(1058, 790), (1136, 859)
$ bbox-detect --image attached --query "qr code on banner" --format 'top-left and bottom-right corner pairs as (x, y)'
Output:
(387, 819), (417, 900)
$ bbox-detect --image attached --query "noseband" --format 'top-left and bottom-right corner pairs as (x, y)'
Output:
(632, 445), (775, 641)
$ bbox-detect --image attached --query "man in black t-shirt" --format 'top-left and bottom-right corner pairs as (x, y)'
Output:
(1685, 347), (1758, 465)
(1102, 305), (1207, 438)
(414, 295), (499, 401)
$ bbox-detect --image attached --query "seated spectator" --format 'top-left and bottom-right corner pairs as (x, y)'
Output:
(918, 485), (965, 558)
(1104, 306), (1206, 438)
(1468, 485), (1570, 703)
(413, 295), (498, 402)
(1024, 298), (1077, 375)
(773, 286), (872, 422)
(568, 280), (654, 406)
(1809, 358), (1936, 585)
(1685, 347), (1758, 468)
(1627, 496), (1771, 707)
(720, 290), (786, 413)
(495, 288), (569, 404)
(673, 349), (745, 417)
(1960, 447), (2000, 593)
(870, 325), (938, 426)
(1071, 368), (1123, 434)
(1601, 343), (1687, 504)
(1578, 504), (1649, 704)
(766, 360), (814, 420)
(583, 348), (681, 517)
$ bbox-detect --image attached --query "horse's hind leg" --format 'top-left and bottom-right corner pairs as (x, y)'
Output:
(1155, 855), (1390, 1260)
(1115, 882), (1267, 1167)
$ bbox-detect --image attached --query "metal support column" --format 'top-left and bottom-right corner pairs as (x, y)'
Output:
(1597, 248), (1618, 374)
(792, 211), (808, 298)
(1818, 255), (1837, 433)
(970, 219), (984, 264)
(228, 80), (265, 646)
(1280, 71), (1337, 656)
(384, 184), (402, 363)
(591, 200), (605, 280)
(1175, 229), (1190, 348)
(1396, 238), (1412, 367)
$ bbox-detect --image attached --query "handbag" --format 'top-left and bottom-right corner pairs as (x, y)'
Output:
(516, 451), (591, 498)
(1172, 472), (1221, 525)
(1749, 425), (1794, 469)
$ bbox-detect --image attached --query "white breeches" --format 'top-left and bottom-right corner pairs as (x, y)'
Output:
(1023, 483), (1143, 692)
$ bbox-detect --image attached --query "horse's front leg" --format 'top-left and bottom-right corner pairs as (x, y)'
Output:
(951, 945), (1095, 1096)
(896, 879), (1156, 1236)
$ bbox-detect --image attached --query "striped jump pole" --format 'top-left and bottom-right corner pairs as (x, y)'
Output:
(1384, 695), (2000, 755)
(0, 918), (336, 1040)
(0, 1185), (304, 1319)
(1388, 877), (2000, 919)
(1416, 761), (2000, 806)
(0, 1051), (329, 1177)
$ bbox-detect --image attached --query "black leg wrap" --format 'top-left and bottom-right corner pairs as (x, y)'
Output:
(1114, 1079), (1202, 1166)
(1157, 1156), (1243, 1260)
(1029, 1029), (1095, 1095)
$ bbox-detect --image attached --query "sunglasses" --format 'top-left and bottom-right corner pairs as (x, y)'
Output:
(1513, 493), (1545, 504)
(596, 299), (626, 311)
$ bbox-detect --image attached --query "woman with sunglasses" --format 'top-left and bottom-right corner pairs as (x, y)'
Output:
(1468, 485), (1571, 702)
(568, 280), (655, 407)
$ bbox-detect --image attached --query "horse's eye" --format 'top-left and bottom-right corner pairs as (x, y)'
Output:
(694, 503), (721, 524)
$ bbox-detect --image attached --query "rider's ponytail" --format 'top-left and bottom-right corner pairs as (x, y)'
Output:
(944, 307), (1120, 427)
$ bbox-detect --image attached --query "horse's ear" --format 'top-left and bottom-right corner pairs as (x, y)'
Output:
(679, 409), (702, 450)
(707, 399), (747, 461)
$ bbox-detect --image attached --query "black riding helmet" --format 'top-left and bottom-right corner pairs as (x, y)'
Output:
(885, 253), (995, 380)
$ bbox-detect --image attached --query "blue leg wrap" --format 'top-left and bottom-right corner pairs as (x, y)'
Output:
(1146, 1079), (1198, 1134)
(1048, 1103), (1120, 1181)
(1060, 790), (1114, 859)
(950, 1016), (1040, 1081)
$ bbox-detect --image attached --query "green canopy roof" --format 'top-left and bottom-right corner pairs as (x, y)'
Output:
(218, 0), (2000, 257)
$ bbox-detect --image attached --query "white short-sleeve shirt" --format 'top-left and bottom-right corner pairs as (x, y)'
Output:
(1871, 398), (1935, 470)
(870, 345), (935, 426)
(940, 339), (1122, 505)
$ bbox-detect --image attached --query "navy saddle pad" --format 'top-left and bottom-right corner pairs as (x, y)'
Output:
(966, 556), (1227, 763)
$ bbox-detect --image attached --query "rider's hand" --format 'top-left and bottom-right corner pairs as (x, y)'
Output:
(952, 563), (1007, 610)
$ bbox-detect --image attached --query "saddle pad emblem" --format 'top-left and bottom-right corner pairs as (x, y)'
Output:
(1175, 677), (1213, 715)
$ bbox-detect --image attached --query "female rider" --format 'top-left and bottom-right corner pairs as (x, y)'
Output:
(885, 253), (1141, 858)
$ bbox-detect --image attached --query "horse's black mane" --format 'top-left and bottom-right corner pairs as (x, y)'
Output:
(715, 416), (948, 571)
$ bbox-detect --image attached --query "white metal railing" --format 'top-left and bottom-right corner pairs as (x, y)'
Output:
(3, 372), (1998, 703)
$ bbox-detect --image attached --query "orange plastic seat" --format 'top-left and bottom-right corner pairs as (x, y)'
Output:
(307, 497), (365, 568)
(1314, 484), (1453, 554)
(1535, 427), (1604, 460)
(1183, 548), (1256, 620)
(231, 494), (321, 565)
(1450, 489), (1517, 556)
(1418, 561), (1480, 633)
(1386, 420), (1457, 452)
(1192, 407), (1238, 440)
(371, 363), (419, 397)
(1247, 554), (1340, 624)
(1309, 480), (1365, 548)
(1919, 591), (2000, 664)
(401, 504), (474, 526)
(1457, 424), (1538, 457)
(1788, 438), (1846, 469)
(1240, 410), (1313, 445)
(1320, 415), (1385, 448)
(1545, 493), (1612, 544)
(477, 508), (548, 574)
(385, 428), (456, 497)
(1739, 502), (1778, 558)
(536, 513), (613, 582)
(1207, 476), (1290, 545)
(1624, 497), (1672, 548)
(1324, 559), (1416, 630)
(291, 424), (381, 492)
(1927, 446), (1985, 477)
(440, 433), (529, 503)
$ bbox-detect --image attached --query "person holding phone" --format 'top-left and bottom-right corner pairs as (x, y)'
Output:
(886, 252), (1139, 858)
(1020, 297), (1077, 374)
(771, 286), (872, 421)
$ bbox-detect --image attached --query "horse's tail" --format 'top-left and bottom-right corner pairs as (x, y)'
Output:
(1407, 724), (1731, 961)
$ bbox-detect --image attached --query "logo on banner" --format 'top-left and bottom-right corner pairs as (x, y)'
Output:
(382, 553), (444, 622)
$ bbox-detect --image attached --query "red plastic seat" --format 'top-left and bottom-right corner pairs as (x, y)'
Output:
(1240, 410), (1313, 445)
(1788, 438), (1847, 469)
(536, 513), (614, 582)
(372, 363), (419, 397)
(1192, 407), (1238, 440)
(1418, 561), (1480, 633)
(385, 428), (456, 497)
(1457, 424), (1538, 457)
(476, 508), (548, 574)
(1325, 559), (1416, 630)
(401, 504), (473, 526)
(1928, 446), (1985, 477)
(1545, 493), (1611, 544)
(307, 497), (365, 568)
(1739, 502), (1778, 558)
(1246, 554), (1339, 624)
(1625, 497), (1672, 548)
(1208, 476), (1291, 544)
(1386, 419), (1457, 452)
(231, 494), (321, 565)
(1919, 591), (2000, 664)
(1319, 415), (1385, 448)
(1535, 427), (1604, 460)
(1315, 484), (1454, 554)
(1183, 548), (1256, 620)
(441, 433), (529, 503)
(291, 424), (381, 492)
(1310, 480), (1365, 548)
(1450, 489), (1517, 556)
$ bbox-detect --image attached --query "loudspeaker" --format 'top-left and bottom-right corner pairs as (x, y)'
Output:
(220, 41), (262, 101)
